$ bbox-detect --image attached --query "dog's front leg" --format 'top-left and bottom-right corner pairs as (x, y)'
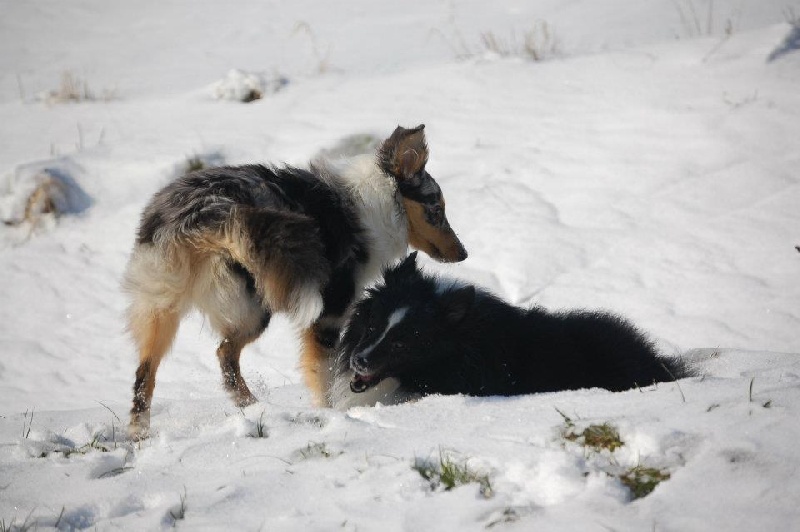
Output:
(299, 322), (342, 407)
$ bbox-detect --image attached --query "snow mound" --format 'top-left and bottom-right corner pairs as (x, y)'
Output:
(210, 68), (289, 102)
(0, 158), (92, 231)
(767, 23), (800, 61)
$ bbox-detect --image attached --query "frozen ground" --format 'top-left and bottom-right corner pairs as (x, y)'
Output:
(1, 0), (799, 530)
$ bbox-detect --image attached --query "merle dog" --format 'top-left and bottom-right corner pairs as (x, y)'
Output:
(123, 126), (467, 438)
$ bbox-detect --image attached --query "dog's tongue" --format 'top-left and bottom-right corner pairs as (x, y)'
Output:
(350, 373), (376, 393)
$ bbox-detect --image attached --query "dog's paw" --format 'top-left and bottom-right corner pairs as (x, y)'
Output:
(127, 414), (151, 442)
(127, 426), (149, 442)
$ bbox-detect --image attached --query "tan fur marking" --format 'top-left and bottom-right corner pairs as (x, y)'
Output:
(131, 308), (181, 366)
(402, 198), (465, 262)
(299, 328), (330, 407)
(188, 228), (296, 313)
(261, 267), (293, 310)
(127, 308), (180, 439)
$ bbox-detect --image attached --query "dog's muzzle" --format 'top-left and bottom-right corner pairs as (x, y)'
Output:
(349, 354), (380, 393)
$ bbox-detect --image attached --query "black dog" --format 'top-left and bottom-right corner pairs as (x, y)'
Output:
(330, 252), (688, 407)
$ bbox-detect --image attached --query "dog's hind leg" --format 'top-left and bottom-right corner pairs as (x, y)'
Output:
(194, 257), (272, 408)
(217, 340), (259, 407)
(123, 244), (189, 440)
(216, 313), (270, 407)
(128, 308), (181, 440)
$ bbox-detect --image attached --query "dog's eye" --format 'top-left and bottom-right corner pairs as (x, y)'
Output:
(431, 205), (443, 218)
(427, 205), (444, 226)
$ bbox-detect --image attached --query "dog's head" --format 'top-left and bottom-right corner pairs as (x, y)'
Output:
(339, 252), (476, 393)
(378, 125), (467, 263)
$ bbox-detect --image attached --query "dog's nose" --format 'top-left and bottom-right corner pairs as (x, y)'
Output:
(352, 354), (369, 370)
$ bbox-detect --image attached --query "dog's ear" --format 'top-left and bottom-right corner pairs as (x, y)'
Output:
(387, 251), (418, 281)
(378, 125), (428, 185)
(398, 251), (418, 273)
(440, 285), (475, 325)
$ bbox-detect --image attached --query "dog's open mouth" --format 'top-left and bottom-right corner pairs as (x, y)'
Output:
(350, 372), (381, 393)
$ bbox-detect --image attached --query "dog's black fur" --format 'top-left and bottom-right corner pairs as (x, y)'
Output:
(334, 252), (688, 404)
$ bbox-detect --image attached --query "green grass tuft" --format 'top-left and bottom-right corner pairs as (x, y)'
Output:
(243, 410), (268, 438)
(185, 155), (205, 173)
(563, 423), (624, 452)
(35, 430), (116, 459)
(63, 433), (112, 457)
(556, 410), (671, 499)
(619, 466), (671, 499)
(413, 450), (493, 498)
(294, 441), (340, 461)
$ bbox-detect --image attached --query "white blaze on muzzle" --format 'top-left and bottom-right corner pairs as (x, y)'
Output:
(353, 306), (409, 363)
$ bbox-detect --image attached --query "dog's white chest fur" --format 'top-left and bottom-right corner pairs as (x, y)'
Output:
(320, 155), (411, 409)
(340, 155), (409, 288)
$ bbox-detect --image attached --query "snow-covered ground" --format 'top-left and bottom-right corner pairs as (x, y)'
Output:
(1, 1), (799, 529)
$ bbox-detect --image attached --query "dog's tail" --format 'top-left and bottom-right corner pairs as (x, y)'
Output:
(201, 205), (330, 328)
(127, 203), (329, 329)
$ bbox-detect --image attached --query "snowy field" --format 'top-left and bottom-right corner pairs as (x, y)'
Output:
(1, 0), (799, 529)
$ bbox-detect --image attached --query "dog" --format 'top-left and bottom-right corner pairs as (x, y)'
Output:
(331, 252), (688, 408)
(123, 125), (467, 438)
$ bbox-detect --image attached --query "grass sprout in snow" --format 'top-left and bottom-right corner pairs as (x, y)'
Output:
(38, 433), (114, 458)
(557, 408), (624, 453)
(293, 442), (339, 461)
(673, 0), (738, 37)
(413, 450), (493, 498)
(39, 71), (117, 104)
(169, 487), (188, 526)
(0, 510), (35, 532)
(563, 423), (624, 452)
(481, 21), (560, 61)
(21, 408), (34, 439)
(435, 21), (560, 61)
(250, 411), (268, 438)
(620, 466), (671, 499)
(182, 152), (225, 175)
(185, 155), (206, 173)
(556, 411), (672, 499)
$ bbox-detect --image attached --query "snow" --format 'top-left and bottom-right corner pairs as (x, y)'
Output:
(1, 0), (799, 529)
